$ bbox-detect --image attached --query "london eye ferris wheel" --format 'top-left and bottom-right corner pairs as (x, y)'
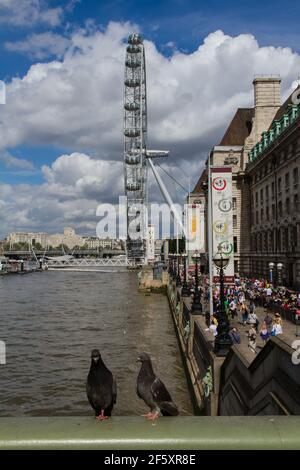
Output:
(123, 33), (148, 262)
(123, 34), (171, 264)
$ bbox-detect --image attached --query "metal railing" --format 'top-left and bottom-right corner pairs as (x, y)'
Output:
(0, 417), (299, 449)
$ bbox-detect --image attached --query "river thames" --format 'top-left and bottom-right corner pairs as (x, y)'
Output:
(0, 271), (193, 417)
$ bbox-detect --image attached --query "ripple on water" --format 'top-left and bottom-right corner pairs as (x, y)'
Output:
(0, 271), (193, 416)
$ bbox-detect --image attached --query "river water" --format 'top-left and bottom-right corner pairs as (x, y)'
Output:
(0, 271), (193, 417)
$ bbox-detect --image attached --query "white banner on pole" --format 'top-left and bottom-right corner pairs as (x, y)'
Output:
(211, 168), (234, 283)
(147, 225), (155, 263)
(186, 203), (205, 257)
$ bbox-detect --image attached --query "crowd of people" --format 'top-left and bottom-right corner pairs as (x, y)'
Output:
(202, 275), (300, 355)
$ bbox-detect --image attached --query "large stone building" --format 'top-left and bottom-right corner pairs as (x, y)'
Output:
(247, 85), (300, 287)
(7, 229), (124, 251)
(47, 227), (85, 249)
(8, 232), (49, 248)
(193, 76), (300, 288)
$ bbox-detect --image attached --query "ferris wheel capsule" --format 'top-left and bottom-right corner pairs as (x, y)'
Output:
(124, 102), (140, 112)
(125, 58), (141, 68)
(128, 33), (143, 45)
(124, 78), (141, 87)
(126, 44), (141, 54)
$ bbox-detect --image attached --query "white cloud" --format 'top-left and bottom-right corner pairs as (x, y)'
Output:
(1, 25), (300, 161)
(1, 23), (300, 235)
(0, 0), (63, 27)
(0, 152), (123, 237)
(5, 32), (71, 59)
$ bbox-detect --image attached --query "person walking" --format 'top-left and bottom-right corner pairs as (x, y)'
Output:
(271, 313), (283, 336)
(264, 311), (273, 334)
(260, 321), (270, 345)
(248, 309), (259, 333)
(240, 302), (249, 326)
(248, 326), (257, 353)
(229, 298), (237, 319)
(229, 327), (241, 344)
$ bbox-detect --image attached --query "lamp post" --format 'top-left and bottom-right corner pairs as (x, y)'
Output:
(277, 262), (283, 286)
(175, 253), (182, 287)
(268, 262), (275, 284)
(172, 254), (177, 281)
(191, 251), (202, 314)
(181, 253), (190, 297)
(213, 248), (232, 356)
(168, 254), (173, 276)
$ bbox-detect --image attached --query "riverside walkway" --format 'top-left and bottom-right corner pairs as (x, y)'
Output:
(201, 299), (299, 363)
(168, 280), (300, 416)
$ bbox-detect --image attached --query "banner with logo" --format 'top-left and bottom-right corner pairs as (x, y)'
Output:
(211, 168), (234, 283)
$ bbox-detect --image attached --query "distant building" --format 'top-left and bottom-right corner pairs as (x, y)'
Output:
(7, 229), (124, 252)
(83, 237), (124, 250)
(48, 228), (85, 249)
(8, 232), (49, 248)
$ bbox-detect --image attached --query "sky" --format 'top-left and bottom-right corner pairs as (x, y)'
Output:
(0, 0), (300, 237)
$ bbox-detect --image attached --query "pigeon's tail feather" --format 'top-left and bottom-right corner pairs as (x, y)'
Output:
(160, 401), (179, 416)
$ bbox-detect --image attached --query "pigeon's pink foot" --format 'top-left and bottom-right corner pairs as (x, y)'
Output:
(141, 411), (155, 418)
(96, 410), (109, 421)
(147, 412), (159, 421)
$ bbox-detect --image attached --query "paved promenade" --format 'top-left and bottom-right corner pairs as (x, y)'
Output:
(201, 300), (299, 363)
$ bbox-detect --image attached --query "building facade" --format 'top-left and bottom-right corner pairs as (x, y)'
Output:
(246, 87), (300, 288)
(7, 229), (124, 251)
(193, 76), (300, 288)
(8, 232), (49, 248)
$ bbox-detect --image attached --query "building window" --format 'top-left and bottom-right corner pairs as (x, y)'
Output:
(285, 172), (290, 189)
(261, 208), (264, 222)
(233, 215), (237, 228)
(265, 185), (269, 201)
(286, 198), (290, 215)
(278, 228), (281, 251)
(292, 225), (298, 248)
(284, 227), (289, 250)
(269, 232), (274, 252)
(233, 236), (238, 253)
(260, 188), (263, 204)
(234, 260), (238, 274)
(293, 167), (299, 186)
(278, 201), (282, 217)
(255, 192), (258, 206)
(272, 204), (275, 218)
(263, 233), (267, 252)
(294, 194), (299, 213)
(278, 177), (282, 193)
(266, 206), (269, 221)
(271, 181), (275, 198)
(232, 197), (237, 210)
(256, 211), (259, 224)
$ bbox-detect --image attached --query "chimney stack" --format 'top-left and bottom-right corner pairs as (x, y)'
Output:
(251, 76), (281, 147)
(253, 76), (281, 108)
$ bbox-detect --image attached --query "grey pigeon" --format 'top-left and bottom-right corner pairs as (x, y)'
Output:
(86, 349), (117, 420)
(136, 352), (179, 420)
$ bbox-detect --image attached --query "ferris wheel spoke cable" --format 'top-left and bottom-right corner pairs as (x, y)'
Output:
(154, 162), (189, 194)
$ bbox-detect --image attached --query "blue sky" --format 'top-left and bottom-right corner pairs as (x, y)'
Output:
(2, 0), (300, 79)
(0, 0), (300, 236)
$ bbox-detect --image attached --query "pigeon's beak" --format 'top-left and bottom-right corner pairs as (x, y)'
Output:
(92, 357), (99, 363)
(136, 357), (141, 362)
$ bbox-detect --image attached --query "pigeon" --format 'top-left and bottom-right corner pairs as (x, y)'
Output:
(136, 352), (179, 420)
(86, 349), (117, 420)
